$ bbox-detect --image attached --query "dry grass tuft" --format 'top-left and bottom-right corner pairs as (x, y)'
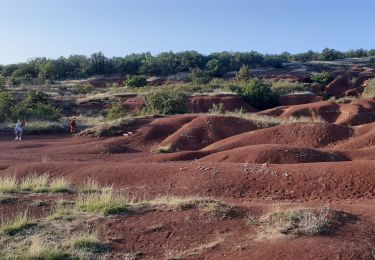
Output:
(75, 188), (129, 215)
(253, 206), (335, 239)
(0, 212), (36, 235)
(79, 179), (100, 193)
(20, 174), (49, 193)
(0, 176), (18, 193)
(49, 177), (71, 193)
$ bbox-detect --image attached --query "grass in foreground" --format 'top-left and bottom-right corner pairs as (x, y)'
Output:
(48, 201), (74, 221)
(79, 179), (100, 193)
(0, 212), (36, 235)
(49, 177), (71, 193)
(75, 188), (129, 215)
(253, 206), (335, 238)
(71, 234), (108, 253)
(0, 176), (18, 193)
(20, 174), (49, 193)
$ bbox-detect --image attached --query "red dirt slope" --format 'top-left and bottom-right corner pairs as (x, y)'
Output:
(279, 93), (323, 106)
(157, 115), (261, 151)
(199, 144), (347, 164)
(203, 122), (354, 152)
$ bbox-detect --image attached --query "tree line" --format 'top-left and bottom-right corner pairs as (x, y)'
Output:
(0, 48), (374, 85)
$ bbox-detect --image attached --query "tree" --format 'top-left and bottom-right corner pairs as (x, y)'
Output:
(125, 75), (147, 88)
(320, 48), (344, 61)
(235, 65), (251, 81)
(190, 67), (211, 84)
(0, 91), (13, 122)
(238, 78), (279, 110)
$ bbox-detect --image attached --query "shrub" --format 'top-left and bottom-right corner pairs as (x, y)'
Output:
(238, 78), (279, 110)
(235, 65), (251, 82)
(0, 91), (14, 122)
(143, 88), (187, 115)
(73, 83), (94, 94)
(208, 103), (225, 114)
(271, 80), (308, 95)
(190, 67), (211, 84)
(311, 71), (332, 84)
(363, 78), (375, 97)
(125, 75), (147, 88)
(106, 103), (127, 120)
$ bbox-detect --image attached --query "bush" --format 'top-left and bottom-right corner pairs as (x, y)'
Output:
(271, 80), (308, 95)
(106, 103), (127, 120)
(11, 91), (61, 121)
(238, 78), (279, 110)
(0, 91), (13, 122)
(190, 67), (211, 84)
(125, 75), (147, 88)
(143, 88), (187, 115)
(363, 78), (375, 97)
(311, 71), (332, 84)
(73, 83), (94, 94)
(235, 65), (251, 82)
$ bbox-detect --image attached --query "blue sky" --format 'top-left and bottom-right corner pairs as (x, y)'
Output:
(0, 0), (374, 64)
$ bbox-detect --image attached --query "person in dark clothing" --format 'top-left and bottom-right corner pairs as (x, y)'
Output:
(70, 118), (76, 134)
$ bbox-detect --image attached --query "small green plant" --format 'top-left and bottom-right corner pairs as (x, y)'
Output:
(48, 201), (73, 221)
(125, 75), (147, 88)
(208, 103), (225, 114)
(49, 177), (70, 193)
(311, 71), (332, 84)
(0, 176), (18, 193)
(75, 83), (94, 94)
(106, 103), (127, 120)
(152, 144), (173, 153)
(75, 188), (129, 215)
(271, 80), (308, 95)
(79, 179), (100, 193)
(0, 212), (36, 235)
(72, 234), (108, 253)
(20, 174), (49, 193)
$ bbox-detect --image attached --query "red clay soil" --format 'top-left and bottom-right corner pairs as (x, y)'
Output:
(157, 115), (261, 151)
(325, 69), (374, 98)
(186, 95), (258, 113)
(202, 122), (354, 153)
(258, 98), (375, 126)
(258, 100), (341, 123)
(199, 144), (347, 164)
(335, 98), (375, 126)
(278, 93), (323, 106)
(122, 96), (146, 112)
(3, 113), (375, 258)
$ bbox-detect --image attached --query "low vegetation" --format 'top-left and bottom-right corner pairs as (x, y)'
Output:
(75, 188), (129, 215)
(252, 206), (335, 239)
(125, 75), (147, 88)
(270, 80), (308, 95)
(0, 176), (18, 193)
(20, 174), (49, 193)
(71, 234), (108, 253)
(311, 71), (332, 84)
(363, 78), (375, 98)
(106, 103), (128, 120)
(143, 88), (187, 115)
(0, 212), (36, 235)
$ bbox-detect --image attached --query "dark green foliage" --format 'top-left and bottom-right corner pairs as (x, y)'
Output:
(125, 75), (147, 88)
(235, 65), (251, 82)
(0, 91), (13, 122)
(106, 103), (127, 120)
(12, 91), (61, 121)
(73, 83), (94, 95)
(144, 88), (187, 115)
(190, 68), (211, 84)
(238, 79), (279, 110)
(311, 71), (332, 84)
(0, 49), (373, 84)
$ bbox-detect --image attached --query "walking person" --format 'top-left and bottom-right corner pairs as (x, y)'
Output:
(14, 120), (23, 141)
(70, 117), (76, 134)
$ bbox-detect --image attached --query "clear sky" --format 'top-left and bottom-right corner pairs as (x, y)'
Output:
(0, 0), (374, 64)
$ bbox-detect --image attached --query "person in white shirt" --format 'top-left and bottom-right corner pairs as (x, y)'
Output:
(15, 120), (23, 141)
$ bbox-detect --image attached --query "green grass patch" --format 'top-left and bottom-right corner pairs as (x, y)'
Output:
(0, 212), (36, 235)
(0, 176), (18, 193)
